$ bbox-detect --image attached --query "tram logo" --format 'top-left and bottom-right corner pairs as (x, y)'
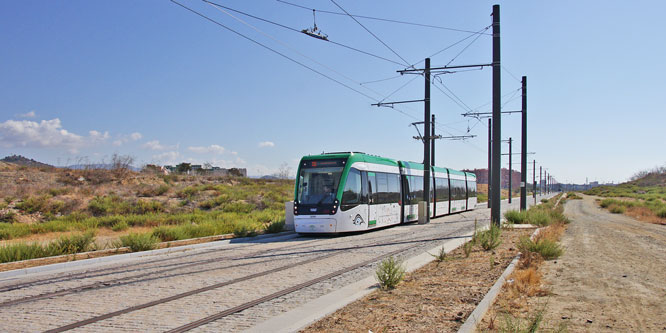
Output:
(352, 214), (365, 225)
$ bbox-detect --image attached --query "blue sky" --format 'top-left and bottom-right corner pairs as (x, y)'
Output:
(1, 1), (664, 183)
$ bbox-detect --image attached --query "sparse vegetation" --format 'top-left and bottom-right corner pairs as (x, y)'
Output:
(477, 224), (502, 251)
(375, 256), (405, 290)
(430, 246), (448, 262)
(517, 236), (563, 260)
(463, 240), (474, 258)
(0, 231), (96, 263)
(117, 233), (158, 252)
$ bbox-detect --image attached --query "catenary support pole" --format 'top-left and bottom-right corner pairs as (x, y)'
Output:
(508, 137), (512, 204)
(487, 118), (492, 208)
(431, 114), (436, 167)
(423, 58), (431, 223)
(491, 4), (501, 225)
(520, 76), (527, 211)
(540, 166), (543, 195)
(533, 160), (536, 204)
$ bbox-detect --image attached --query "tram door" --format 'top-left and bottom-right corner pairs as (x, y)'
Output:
(367, 172), (378, 229)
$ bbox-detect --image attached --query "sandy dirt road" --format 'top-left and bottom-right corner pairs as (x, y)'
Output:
(539, 194), (666, 331)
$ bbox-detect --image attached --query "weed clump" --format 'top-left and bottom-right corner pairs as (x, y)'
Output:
(477, 224), (502, 251)
(264, 219), (285, 234)
(517, 236), (563, 260)
(609, 204), (626, 214)
(118, 233), (158, 252)
(430, 247), (448, 262)
(376, 256), (405, 290)
(50, 231), (96, 254)
(504, 210), (527, 224)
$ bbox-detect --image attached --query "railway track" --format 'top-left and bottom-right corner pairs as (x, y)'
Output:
(0, 222), (443, 309)
(38, 221), (475, 332)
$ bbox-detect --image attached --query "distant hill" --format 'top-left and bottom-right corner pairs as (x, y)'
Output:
(65, 163), (141, 172)
(1, 155), (53, 169)
(627, 172), (666, 187)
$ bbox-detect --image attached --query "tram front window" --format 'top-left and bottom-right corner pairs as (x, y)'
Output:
(297, 165), (343, 205)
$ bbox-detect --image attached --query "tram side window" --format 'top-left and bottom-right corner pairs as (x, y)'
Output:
(435, 178), (449, 202)
(388, 173), (401, 203)
(341, 168), (362, 210)
(407, 176), (424, 205)
(376, 173), (388, 203)
(456, 180), (467, 200)
(467, 180), (477, 197)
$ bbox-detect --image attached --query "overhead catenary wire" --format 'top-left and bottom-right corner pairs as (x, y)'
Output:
(445, 24), (487, 67)
(178, 1), (486, 148)
(203, 0), (405, 66)
(205, 1), (390, 101)
(171, 0), (378, 101)
(276, 0), (492, 35)
(330, 0), (411, 66)
(412, 25), (491, 68)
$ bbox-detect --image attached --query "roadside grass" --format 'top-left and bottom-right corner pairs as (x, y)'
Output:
(0, 231), (96, 263)
(477, 224), (502, 251)
(566, 192), (582, 200)
(504, 195), (569, 227)
(587, 183), (666, 223)
(117, 233), (158, 252)
(484, 196), (569, 332)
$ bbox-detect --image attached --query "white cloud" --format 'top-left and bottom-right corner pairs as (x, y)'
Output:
(16, 111), (36, 118)
(113, 132), (143, 146)
(89, 130), (110, 142)
(188, 144), (225, 154)
(142, 140), (173, 151)
(129, 132), (142, 141)
(258, 141), (275, 148)
(0, 118), (109, 150)
(152, 151), (180, 164)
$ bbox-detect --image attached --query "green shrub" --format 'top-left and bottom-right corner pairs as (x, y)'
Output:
(599, 198), (615, 208)
(504, 210), (527, 224)
(118, 233), (158, 252)
(233, 223), (258, 238)
(48, 231), (96, 254)
(477, 224), (502, 251)
(0, 242), (48, 263)
(430, 247), (447, 262)
(517, 236), (563, 260)
(16, 195), (50, 214)
(222, 202), (255, 214)
(376, 256), (405, 290)
(657, 208), (666, 219)
(264, 219), (285, 234)
(540, 198), (548, 203)
(152, 226), (185, 242)
(609, 204), (625, 214)
(0, 211), (16, 223)
(463, 240), (474, 258)
(526, 209), (552, 226)
(111, 220), (129, 232)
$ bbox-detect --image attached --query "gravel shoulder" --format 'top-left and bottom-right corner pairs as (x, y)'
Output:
(535, 194), (666, 331)
(301, 227), (534, 333)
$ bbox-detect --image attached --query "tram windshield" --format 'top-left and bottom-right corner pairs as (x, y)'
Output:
(297, 159), (345, 205)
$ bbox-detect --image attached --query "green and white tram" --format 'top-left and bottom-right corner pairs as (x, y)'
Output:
(293, 152), (477, 233)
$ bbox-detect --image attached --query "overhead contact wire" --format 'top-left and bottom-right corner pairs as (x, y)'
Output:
(171, 0), (377, 102)
(276, 0), (492, 35)
(203, 0), (405, 66)
(330, 0), (411, 66)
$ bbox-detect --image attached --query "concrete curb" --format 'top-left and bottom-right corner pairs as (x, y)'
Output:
(246, 229), (479, 333)
(457, 227), (540, 333)
(0, 231), (298, 281)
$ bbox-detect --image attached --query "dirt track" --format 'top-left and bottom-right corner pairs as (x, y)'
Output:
(539, 194), (666, 331)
